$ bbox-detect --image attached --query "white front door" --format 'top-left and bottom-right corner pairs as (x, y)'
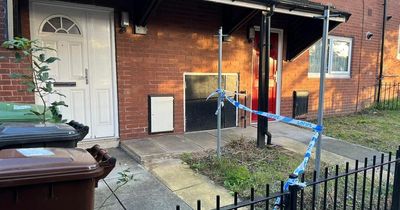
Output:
(30, 1), (117, 139)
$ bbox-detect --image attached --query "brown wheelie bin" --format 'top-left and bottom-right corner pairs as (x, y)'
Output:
(0, 145), (116, 210)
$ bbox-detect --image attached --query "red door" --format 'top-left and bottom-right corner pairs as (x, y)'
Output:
(251, 33), (279, 123)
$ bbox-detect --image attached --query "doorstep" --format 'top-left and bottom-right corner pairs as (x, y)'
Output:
(120, 131), (232, 164)
(78, 137), (120, 149)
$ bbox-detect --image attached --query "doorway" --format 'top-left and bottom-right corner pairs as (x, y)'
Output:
(251, 30), (283, 123)
(30, 1), (118, 139)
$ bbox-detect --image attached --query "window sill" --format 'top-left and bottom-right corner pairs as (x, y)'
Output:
(308, 73), (351, 79)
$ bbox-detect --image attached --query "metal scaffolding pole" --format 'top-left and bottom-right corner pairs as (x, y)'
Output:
(315, 6), (330, 179)
(216, 26), (223, 158)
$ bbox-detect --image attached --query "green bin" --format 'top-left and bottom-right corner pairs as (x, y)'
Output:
(0, 102), (54, 122)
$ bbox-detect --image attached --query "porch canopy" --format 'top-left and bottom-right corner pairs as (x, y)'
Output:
(11, 0), (350, 61)
(204, 0), (351, 60)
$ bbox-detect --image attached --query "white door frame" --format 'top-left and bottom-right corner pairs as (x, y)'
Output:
(250, 28), (284, 118)
(29, 0), (119, 139)
(183, 72), (239, 132)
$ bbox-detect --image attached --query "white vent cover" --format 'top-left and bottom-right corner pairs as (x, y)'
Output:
(149, 95), (174, 134)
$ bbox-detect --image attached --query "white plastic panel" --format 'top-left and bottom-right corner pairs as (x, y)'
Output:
(150, 96), (174, 133)
(70, 43), (84, 78)
(70, 90), (87, 124)
(96, 89), (112, 124)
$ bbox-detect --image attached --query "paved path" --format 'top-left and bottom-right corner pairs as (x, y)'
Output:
(233, 123), (387, 167)
(120, 122), (389, 209)
(94, 148), (191, 210)
(146, 159), (233, 210)
(122, 122), (386, 166)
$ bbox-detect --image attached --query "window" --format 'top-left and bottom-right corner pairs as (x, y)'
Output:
(41, 16), (81, 35)
(308, 36), (352, 78)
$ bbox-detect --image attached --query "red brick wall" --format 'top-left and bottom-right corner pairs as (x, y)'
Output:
(116, 0), (253, 139)
(0, 0), (34, 103)
(4, 0), (399, 140)
(383, 0), (400, 83)
(280, 0), (384, 117)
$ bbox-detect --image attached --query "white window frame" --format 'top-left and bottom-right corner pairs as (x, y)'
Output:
(7, 0), (14, 39)
(308, 36), (353, 79)
(397, 25), (400, 60)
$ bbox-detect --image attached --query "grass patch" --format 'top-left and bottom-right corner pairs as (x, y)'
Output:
(321, 109), (400, 153)
(181, 137), (393, 209)
(181, 137), (317, 197)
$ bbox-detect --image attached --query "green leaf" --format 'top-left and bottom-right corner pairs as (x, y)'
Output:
(41, 46), (56, 51)
(15, 52), (22, 62)
(55, 92), (66, 98)
(51, 101), (68, 107)
(22, 50), (30, 56)
(30, 110), (42, 116)
(38, 54), (46, 62)
(42, 72), (49, 80)
(39, 65), (50, 72)
(46, 82), (53, 92)
(40, 87), (49, 92)
(44, 57), (59, 64)
(22, 81), (36, 92)
(33, 61), (41, 69)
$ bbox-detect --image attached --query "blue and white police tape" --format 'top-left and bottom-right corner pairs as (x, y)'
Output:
(207, 89), (323, 209)
(273, 131), (319, 209)
(207, 89), (323, 132)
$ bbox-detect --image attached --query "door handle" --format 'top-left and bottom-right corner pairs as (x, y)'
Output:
(85, 68), (89, 85)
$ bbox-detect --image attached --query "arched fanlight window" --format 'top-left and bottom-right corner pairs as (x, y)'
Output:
(41, 16), (81, 35)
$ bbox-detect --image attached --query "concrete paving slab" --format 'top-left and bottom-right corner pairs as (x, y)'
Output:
(206, 129), (237, 143)
(147, 159), (233, 210)
(95, 148), (191, 210)
(320, 137), (385, 163)
(174, 182), (233, 209)
(273, 136), (356, 167)
(94, 179), (118, 209)
(95, 202), (125, 210)
(147, 159), (206, 191)
(103, 149), (145, 180)
(152, 135), (203, 153)
(105, 172), (177, 200)
(122, 139), (167, 157)
(184, 132), (219, 150)
(121, 194), (192, 210)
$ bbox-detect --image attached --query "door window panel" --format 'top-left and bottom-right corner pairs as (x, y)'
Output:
(41, 16), (81, 35)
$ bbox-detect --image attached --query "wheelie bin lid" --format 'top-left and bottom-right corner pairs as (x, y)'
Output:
(0, 147), (103, 187)
(0, 122), (81, 147)
(0, 102), (54, 122)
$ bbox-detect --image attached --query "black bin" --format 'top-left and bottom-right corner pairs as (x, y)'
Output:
(0, 121), (89, 149)
(292, 90), (309, 119)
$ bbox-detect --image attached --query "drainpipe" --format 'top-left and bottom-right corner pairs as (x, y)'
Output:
(377, 0), (387, 103)
(257, 11), (268, 148)
(257, 6), (274, 148)
(355, 0), (366, 112)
